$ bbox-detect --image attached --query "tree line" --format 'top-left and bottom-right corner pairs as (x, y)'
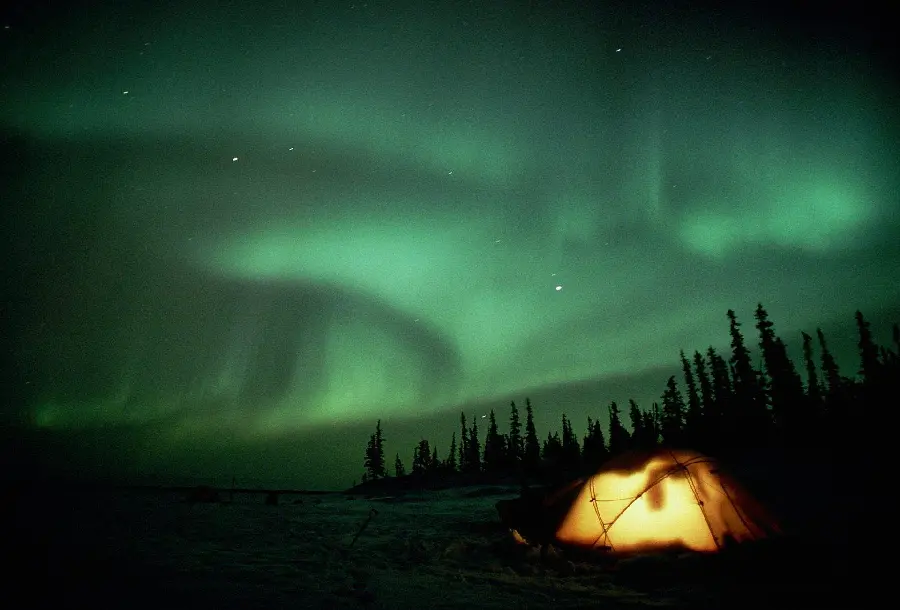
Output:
(361, 305), (898, 486)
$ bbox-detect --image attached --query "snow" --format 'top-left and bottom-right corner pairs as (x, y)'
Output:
(9, 484), (838, 609)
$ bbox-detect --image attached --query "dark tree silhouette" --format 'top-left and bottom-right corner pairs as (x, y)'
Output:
(523, 398), (541, 476)
(541, 430), (563, 478)
(801, 331), (823, 405)
(459, 412), (469, 473)
(364, 420), (387, 480)
(816, 328), (844, 404)
(559, 414), (581, 472)
(855, 310), (881, 383)
(727, 309), (769, 451)
(483, 409), (506, 474)
(660, 376), (686, 446)
(582, 416), (609, 471)
(680, 350), (703, 447)
(466, 416), (481, 473)
(755, 304), (806, 444)
(412, 439), (431, 475)
(647, 403), (662, 446)
(627, 400), (644, 448)
(394, 452), (405, 478)
(693, 350), (716, 451)
(607, 401), (631, 455)
(508, 400), (523, 467)
(707, 346), (733, 406)
(445, 431), (457, 472)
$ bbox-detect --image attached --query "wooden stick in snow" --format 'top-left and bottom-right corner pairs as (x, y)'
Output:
(349, 508), (378, 548)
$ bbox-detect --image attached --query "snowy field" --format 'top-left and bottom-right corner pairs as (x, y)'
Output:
(9, 484), (846, 609)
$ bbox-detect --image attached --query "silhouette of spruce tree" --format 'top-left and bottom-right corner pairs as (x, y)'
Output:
(680, 350), (703, 448)
(508, 401), (523, 469)
(660, 376), (686, 446)
(582, 416), (609, 472)
(801, 331), (826, 442)
(801, 331), (823, 405)
(445, 431), (457, 473)
(855, 310), (881, 384)
(607, 401), (631, 456)
(816, 327), (846, 428)
(854, 311), (887, 456)
(693, 350), (716, 453)
(412, 439), (431, 475)
(364, 420), (387, 480)
(560, 414), (581, 474)
(483, 409), (506, 474)
(727, 309), (770, 452)
(627, 400), (646, 449)
(523, 398), (541, 477)
(541, 430), (563, 481)
(467, 416), (481, 473)
(817, 329), (843, 392)
(705, 346), (732, 456)
(394, 453), (406, 478)
(459, 412), (469, 473)
(754, 304), (806, 446)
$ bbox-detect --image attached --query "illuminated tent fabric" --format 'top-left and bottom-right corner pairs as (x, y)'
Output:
(554, 449), (779, 553)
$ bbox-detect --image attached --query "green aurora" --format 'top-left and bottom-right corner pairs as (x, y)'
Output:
(2, 0), (898, 489)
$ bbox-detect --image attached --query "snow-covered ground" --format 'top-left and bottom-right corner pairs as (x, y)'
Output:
(9, 485), (841, 609)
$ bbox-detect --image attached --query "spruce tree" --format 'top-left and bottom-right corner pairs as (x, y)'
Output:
(560, 414), (581, 473)
(508, 401), (523, 466)
(628, 399), (645, 448)
(541, 430), (563, 476)
(364, 420), (387, 480)
(693, 350), (716, 450)
(375, 420), (386, 477)
(582, 416), (609, 471)
(523, 398), (541, 475)
(855, 310), (881, 384)
(801, 331), (822, 405)
(607, 401), (631, 455)
(483, 409), (505, 473)
(446, 431), (458, 472)
(394, 453), (405, 477)
(817, 328), (843, 400)
(459, 412), (469, 473)
(364, 433), (379, 481)
(755, 304), (805, 444)
(412, 439), (431, 475)
(650, 402), (662, 445)
(727, 309), (769, 450)
(467, 416), (481, 473)
(680, 350), (703, 447)
(660, 376), (686, 446)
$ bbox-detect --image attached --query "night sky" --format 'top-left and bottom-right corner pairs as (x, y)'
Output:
(2, 0), (898, 490)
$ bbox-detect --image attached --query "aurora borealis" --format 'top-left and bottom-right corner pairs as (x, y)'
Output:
(2, 0), (898, 489)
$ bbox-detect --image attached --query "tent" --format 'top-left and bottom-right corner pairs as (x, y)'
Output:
(553, 449), (780, 553)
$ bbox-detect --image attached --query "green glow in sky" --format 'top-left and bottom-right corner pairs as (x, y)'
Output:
(3, 0), (898, 488)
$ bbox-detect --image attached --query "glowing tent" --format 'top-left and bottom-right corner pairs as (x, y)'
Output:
(554, 449), (779, 554)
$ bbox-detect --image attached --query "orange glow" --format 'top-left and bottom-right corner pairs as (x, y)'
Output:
(555, 450), (776, 553)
